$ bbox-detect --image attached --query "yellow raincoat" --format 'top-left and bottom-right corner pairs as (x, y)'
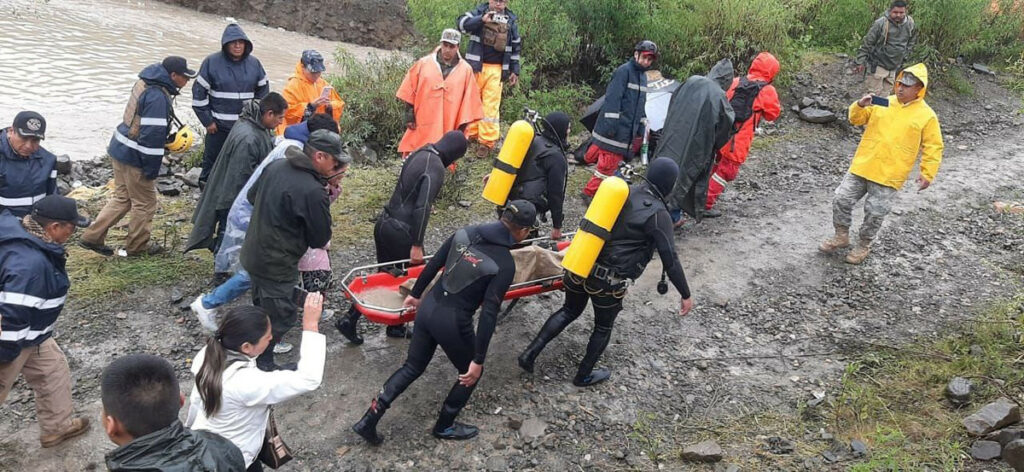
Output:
(847, 63), (944, 189)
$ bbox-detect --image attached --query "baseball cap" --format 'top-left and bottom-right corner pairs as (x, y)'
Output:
(301, 50), (326, 73)
(162, 56), (198, 78)
(307, 129), (351, 164)
(32, 195), (91, 228)
(440, 29), (461, 45)
(897, 73), (920, 86)
(503, 200), (538, 228)
(13, 111), (46, 139)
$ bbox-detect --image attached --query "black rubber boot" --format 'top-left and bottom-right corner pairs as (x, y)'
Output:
(386, 324), (413, 339)
(517, 309), (576, 374)
(352, 398), (388, 446)
(572, 325), (613, 386)
(255, 342), (277, 372)
(702, 208), (723, 218)
(573, 367), (611, 387)
(335, 307), (364, 345)
(432, 408), (478, 440)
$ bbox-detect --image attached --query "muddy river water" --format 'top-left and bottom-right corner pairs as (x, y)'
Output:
(0, 0), (386, 160)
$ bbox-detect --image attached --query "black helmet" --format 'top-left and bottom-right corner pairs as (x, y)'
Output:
(634, 40), (658, 57)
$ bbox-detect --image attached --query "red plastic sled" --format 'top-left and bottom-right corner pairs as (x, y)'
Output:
(340, 235), (571, 325)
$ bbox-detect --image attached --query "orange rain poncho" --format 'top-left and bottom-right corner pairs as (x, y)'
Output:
(276, 61), (344, 135)
(396, 50), (483, 154)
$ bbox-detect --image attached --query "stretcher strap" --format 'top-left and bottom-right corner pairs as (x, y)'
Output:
(492, 158), (518, 174)
(579, 218), (611, 241)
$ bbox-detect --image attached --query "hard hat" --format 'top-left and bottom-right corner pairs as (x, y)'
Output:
(634, 40), (658, 57)
(165, 125), (194, 153)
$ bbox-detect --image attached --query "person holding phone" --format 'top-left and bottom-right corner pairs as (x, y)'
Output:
(820, 64), (943, 264)
(277, 50), (344, 135)
(185, 295), (326, 471)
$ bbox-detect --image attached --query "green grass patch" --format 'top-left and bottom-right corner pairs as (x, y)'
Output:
(938, 67), (975, 96)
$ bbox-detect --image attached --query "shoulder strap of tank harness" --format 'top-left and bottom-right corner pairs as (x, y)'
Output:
(578, 218), (612, 241)
(492, 158), (518, 174)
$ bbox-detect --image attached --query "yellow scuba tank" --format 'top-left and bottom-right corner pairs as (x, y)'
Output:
(562, 176), (629, 277)
(482, 120), (534, 205)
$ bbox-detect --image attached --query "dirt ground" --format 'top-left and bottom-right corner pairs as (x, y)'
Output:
(1, 56), (1022, 471)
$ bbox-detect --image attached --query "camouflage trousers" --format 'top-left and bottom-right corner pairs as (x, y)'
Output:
(832, 172), (898, 243)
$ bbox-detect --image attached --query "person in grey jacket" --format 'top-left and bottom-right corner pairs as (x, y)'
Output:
(854, 0), (916, 94)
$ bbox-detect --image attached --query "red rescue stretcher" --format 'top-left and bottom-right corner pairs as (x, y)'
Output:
(340, 234), (572, 325)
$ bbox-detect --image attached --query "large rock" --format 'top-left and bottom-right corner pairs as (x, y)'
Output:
(970, 440), (1001, 460)
(798, 107), (837, 124)
(799, 97), (818, 109)
(179, 167), (202, 188)
(964, 398), (1021, 436)
(156, 179), (181, 196)
(519, 417), (547, 440)
(987, 425), (1024, 446)
(681, 440), (723, 463)
(1004, 439), (1024, 471)
(55, 154), (72, 175)
(945, 377), (973, 406)
(972, 63), (996, 76)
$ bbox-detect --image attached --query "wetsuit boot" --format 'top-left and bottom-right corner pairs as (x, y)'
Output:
(518, 308), (576, 373)
(386, 323), (413, 338)
(573, 324), (613, 387)
(352, 396), (389, 446)
(335, 306), (364, 345)
(431, 404), (478, 440)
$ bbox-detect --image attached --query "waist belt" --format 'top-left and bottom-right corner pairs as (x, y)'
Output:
(591, 263), (630, 289)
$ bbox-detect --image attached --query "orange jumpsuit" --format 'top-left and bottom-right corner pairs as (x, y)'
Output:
(396, 50), (483, 154)
(276, 61), (345, 135)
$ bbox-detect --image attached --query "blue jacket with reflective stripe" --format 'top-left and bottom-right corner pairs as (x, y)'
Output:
(192, 24), (270, 131)
(0, 129), (57, 217)
(457, 3), (521, 79)
(109, 63), (178, 179)
(0, 211), (69, 362)
(592, 59), (648, 154)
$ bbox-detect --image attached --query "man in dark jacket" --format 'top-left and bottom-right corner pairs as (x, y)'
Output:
(101, 354), (245, 471)
(654, 59), (735, 224)
(353, 201), (536, 444)
(186, 93), (287, 253)
(509, 111), (570, 239)
(583, 41), (657, 197)
(80, 56), (196, 257)
(855, 0), (916, 94)
(1, 196), (91, 448)
(518, 158), (694, 386)
(193, 23), (270, 185)
(1, 111), (57, 217)
(336, 131), (467, 343)
(456, 0), (522, 157)
(241, 130), (348, 370)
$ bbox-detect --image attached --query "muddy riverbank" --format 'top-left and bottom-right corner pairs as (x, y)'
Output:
(1, 56), (1022, 470)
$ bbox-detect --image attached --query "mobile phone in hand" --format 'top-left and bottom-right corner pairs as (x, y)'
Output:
(292, 286), (309, 306)
(320, 86), (332, 99)
(870, 95), (889, 107)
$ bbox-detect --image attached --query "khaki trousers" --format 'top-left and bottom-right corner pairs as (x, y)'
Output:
(81, 157), (158, 254)
(0, 338), (74, 437)
(864, 66), (895, 96)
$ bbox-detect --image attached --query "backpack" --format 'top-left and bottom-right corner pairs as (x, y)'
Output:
(729, 77), (767, 132)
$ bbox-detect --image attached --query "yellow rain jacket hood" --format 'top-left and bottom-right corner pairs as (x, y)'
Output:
(847, 63), (944, 189)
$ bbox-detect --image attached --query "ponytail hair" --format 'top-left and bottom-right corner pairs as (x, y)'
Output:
(195, 305), (270, 417)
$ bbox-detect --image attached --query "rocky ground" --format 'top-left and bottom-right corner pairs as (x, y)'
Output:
(1, 56), (1022, 471)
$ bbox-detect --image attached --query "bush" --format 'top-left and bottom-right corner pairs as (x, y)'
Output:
(328, 50), (412, 155)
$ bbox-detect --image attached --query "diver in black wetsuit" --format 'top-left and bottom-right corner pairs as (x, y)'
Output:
(352, 200), (537, 443)
(517, 157), (694, 386)
(336, 131), (468, 342)
(506, 111), (570, 240)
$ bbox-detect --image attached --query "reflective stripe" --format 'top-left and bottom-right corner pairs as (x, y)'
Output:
(211, 112), (240, 121)
(192, 98), (209, 107)
(139, 117), (168, 127)
(627, 83), (652, 92)
(469, 35), (481, 42)
(591, 132), (629, 149)
(512, 37), (521, 43)
(482, 117), (500, 124)
(603, 112), (620, 119)
(196, 75), (211, 90)
(711, 173), (728, 187)
(257, 77), (268, 87)
(459, 15), (472, 31)
(592, 168), (613, 179)
(0, 324), (55, 342)
(0, 193), (46, 206)
(510, 55), (520, 61)
(502, 64), (509, 70)
(505, 46), (513, 52)
(209, 91), (255, 100)
(113, 130), (164, 156)
(0, 291), (67, 309)
(49, 170), (58, 178)
(465, 53), (481, 61)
